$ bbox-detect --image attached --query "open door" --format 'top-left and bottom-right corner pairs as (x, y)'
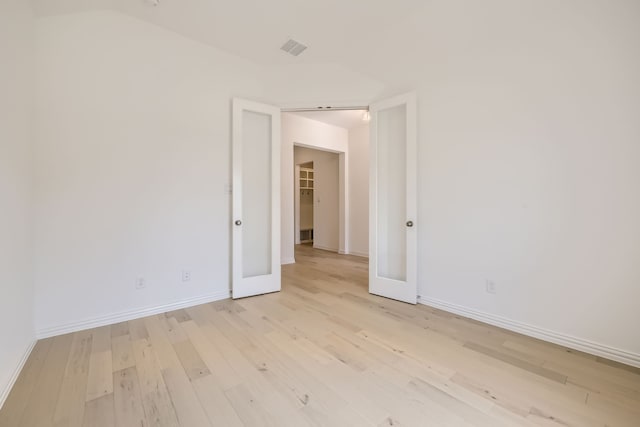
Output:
(369, 93), (417, 304)
(232, 98), (281, 299)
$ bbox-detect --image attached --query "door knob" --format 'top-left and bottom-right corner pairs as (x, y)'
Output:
(235, 220), (242, 226)
(406, 220), (413, 227)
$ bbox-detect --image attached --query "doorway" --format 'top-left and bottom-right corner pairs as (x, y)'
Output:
(294, 146), (342, 253)
(232, 94), (417, 304)
(297, 161), (315, 245)
(283, 110), (369, 261)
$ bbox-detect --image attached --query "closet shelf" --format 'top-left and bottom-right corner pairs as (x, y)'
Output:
(300, 167), (314, 190)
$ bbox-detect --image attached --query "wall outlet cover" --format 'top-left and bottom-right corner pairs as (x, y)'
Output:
(182, 270), (192, 282)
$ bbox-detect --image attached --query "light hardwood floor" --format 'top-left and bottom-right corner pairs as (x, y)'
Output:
(1, 245), (639, 426)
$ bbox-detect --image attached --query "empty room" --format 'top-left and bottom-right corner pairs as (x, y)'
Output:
(1, 0), (639, 426)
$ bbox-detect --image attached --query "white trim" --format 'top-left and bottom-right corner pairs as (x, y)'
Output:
(313, 244), (339, 253)
(347, 250), (369, 258)
(339, 151), (349, 255)
(419, 295), (640, 368)
(281, 257), (296, 265)
(0, 340), (36, 410)
(294, 164), (301, 245)
(36, 290), (230, 339)
(292, 141), (349, 261)
(277, 100), (371, 111)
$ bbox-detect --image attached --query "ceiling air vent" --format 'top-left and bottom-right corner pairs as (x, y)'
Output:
(280, 39), (308, 57)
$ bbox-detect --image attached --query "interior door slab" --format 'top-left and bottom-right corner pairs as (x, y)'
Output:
(232, 98), (281, 299)
(369, 93), (417, 304)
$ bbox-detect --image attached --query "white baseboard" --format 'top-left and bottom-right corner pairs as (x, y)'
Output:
(313, 244), (338, 253)
(0, 339), (36, 410)
(36, 290), (231, 339)
(419, 296), (640, 368)
(281, 257), (296, 265)
(347, 250), (369, 258)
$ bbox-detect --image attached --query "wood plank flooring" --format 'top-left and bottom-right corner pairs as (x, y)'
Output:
(1, 245), (639, 426)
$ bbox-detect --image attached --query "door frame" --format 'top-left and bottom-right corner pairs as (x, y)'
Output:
(292, 144), (348, 254)
(280, 108), (359, 264)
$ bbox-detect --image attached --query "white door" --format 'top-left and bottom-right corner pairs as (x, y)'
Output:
(232, 98), (281, 299)
(369, 93), (417, 304)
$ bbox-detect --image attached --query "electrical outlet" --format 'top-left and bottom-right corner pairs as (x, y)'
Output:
(135, 277), (146, 290)
(182, 270), (192, 282)
(485, 280), (497, 294)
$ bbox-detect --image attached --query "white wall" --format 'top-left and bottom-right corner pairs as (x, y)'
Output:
(25, 1), (640, 366)
(281, 114), (348, 262)
(348, 124), (369, 257)
(0, 0), (36, 407)
(294, 147), (340, 252)
(262, 63), (384, 109)
(414, 0), (640, 360)
(31, 9), (381, 335)
(33, 10), (263, 335)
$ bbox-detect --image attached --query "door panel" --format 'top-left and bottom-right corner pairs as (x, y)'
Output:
(241, 110), (272, 278)
(232, 99), (281, 298)
(376, 104), (407, 282)
(369, 93), (417, 304)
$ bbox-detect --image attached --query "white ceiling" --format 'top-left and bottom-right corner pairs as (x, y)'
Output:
(288, 110), (368, 130)
(31, 0), (429, 87)
(32, 0), (599, 97)
(32, 0), (542, 94)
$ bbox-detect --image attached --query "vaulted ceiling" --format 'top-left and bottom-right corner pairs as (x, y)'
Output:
(32, 0), (432, 89)
(33, 0), (623, 101)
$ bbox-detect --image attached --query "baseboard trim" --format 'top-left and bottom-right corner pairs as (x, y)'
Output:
(281, 257), (296, 265)
(0, 339), (36, 410)
(347, 250), (369, 258)
(418, 295), (640, 368)
(36, 290), (231, 339)
(312, 244), (338, 253)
